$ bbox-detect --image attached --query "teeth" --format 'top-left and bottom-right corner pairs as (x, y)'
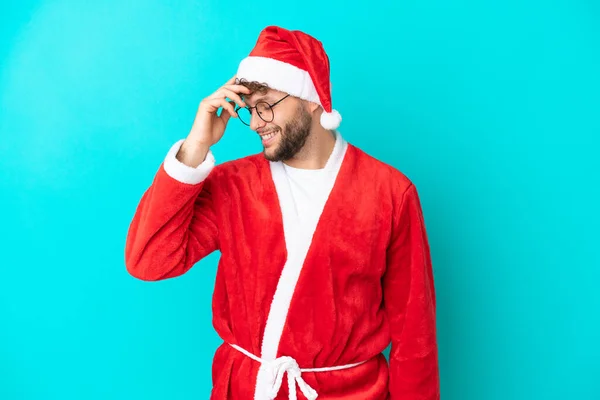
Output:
(262, 132), (276, 140)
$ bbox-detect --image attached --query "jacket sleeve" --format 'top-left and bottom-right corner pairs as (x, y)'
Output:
(125, 139), (220, 281)
(383, 183), (440, 399)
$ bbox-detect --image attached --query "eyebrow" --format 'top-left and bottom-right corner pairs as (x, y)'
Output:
(243, 93), (274, 107)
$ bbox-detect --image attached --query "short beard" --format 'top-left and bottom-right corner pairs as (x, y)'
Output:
(264, 104), (312, 162)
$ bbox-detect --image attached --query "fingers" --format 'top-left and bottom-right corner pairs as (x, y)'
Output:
(220, 100), (237, 124)
(210, 87), (247, 108)
(213, 84), (252, 97)
(199, 77), (252, 124)
(210, 98), (237, 118)
(208, 83), (251, 107)
(201, 97), (237, 117)
(224, 85), (252, 103)
(224, 84), (252, 94)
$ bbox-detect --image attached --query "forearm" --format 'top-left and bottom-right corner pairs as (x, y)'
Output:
(176, 138), (211, 168)
(125, 140), (218, 281)
(385, 183), (440, 399)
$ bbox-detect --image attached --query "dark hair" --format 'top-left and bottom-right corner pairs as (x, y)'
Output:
(236, 77), (270, 95)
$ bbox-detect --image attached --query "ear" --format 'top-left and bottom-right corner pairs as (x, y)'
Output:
(305, 100), (320, 113)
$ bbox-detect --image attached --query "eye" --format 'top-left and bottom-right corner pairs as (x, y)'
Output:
(256, 102), (270, 114)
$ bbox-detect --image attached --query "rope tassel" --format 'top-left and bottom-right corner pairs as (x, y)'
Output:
(229, 343), (368, 400)
(266, 356), (318, 400)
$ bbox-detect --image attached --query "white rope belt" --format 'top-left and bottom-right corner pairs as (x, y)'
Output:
(230, 343), (368, 400)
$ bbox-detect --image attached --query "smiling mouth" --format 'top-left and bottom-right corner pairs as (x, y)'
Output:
(260, 130), (279, 147)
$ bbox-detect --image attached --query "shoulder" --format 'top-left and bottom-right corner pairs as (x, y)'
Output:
(348, 143), (414, 195)
(210, 151), (267, 181)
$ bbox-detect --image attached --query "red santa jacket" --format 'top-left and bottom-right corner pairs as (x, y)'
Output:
(125, 131), (440, 400)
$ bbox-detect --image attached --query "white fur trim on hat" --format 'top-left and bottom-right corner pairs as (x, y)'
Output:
(237, 56), (341, 129)
(237, 56), (320, 103)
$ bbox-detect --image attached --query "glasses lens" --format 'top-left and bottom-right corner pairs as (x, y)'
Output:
(236, 107), (251, 126)
(256, 102), (274, 122)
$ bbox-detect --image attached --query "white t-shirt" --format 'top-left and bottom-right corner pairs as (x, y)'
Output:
(282, 163), (328, 219)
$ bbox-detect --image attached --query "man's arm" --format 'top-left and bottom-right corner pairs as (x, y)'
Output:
(125, 75), (250, 281)
(124, 140), (219, 281)
(383, 183), (440, 399)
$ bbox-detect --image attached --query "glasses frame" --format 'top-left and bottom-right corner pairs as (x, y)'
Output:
(235, 94), (291, 126)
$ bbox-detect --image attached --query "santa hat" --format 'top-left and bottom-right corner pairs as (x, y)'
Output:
(236, 26), (341, 130)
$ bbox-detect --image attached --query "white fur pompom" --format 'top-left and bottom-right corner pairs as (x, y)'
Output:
(320, 109), (342, 130)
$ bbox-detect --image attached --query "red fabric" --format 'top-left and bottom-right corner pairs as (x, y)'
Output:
(125, 144), (440, 399)
(248, 26), (333, 113)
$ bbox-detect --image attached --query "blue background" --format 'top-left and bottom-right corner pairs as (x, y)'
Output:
(1, 1), (599, 399)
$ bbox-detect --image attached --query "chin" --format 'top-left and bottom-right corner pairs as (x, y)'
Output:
(262, 137), (281, 161)
(263, 147), (279, 162)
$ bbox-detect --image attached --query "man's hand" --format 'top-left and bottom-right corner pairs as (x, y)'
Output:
(177, 75), (251, 167)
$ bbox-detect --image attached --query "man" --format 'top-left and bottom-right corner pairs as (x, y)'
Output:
(125, 25), (440, 400)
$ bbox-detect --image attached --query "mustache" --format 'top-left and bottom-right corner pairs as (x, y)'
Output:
(259, 128), (281, 135)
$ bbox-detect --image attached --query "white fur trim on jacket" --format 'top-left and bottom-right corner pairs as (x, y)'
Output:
(163, 139), (215, 185)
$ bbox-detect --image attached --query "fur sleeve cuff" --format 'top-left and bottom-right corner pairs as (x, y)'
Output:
(163, 139), (215, 185)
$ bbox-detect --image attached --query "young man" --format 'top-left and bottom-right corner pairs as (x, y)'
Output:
(125, 25), (440, 400)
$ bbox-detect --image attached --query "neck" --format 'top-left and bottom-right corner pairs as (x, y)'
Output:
(283, 127), (336, 170)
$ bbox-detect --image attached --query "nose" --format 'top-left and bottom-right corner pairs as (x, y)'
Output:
(250, 109), (266, 131)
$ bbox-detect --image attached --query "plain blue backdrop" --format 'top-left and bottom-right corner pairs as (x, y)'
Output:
(1, 1), (599, 399)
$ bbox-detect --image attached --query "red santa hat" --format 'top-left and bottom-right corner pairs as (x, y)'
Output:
(236, 26), (342, 130)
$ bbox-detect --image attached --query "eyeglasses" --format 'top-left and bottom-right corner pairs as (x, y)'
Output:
(235, 94), (291, 126)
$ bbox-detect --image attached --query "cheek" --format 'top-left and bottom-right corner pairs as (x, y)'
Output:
(272, 107), (296, 127)
(266, 121), (283, 132)
(271, 112), (296, 131)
